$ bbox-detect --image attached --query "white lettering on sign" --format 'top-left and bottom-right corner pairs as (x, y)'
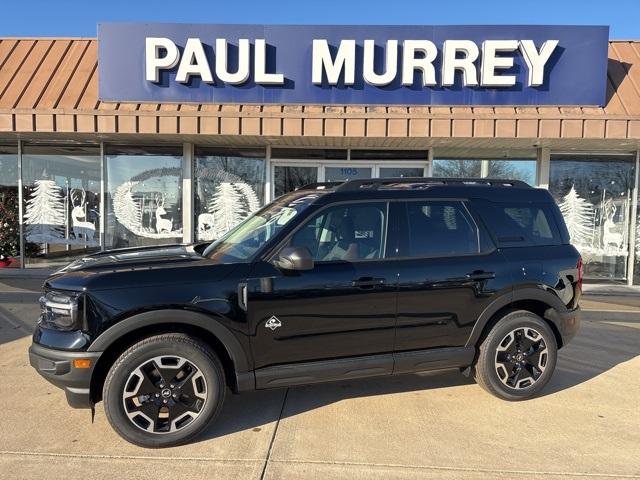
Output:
(176, 38), (213, 83)
(442, 40), (480, 87)
(255, 39), (285, 85)
(481, 40), (519, 87)
(146, 37), (180, 83)
(145, 37), (559, 89)
(145, 37), (284, 85)
(312, 39), (356, 85)
(363, 39), (398, 86)
(519, 40), (559, 86)
(215, 38), (251, 84)
(401, 40), (438, 86)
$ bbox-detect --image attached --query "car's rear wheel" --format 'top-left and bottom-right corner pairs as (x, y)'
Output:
(474, 310), (557, 401)
(103, 333), (225, 448)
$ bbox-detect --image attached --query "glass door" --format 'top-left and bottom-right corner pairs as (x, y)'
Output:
(324, 165), (372, 182)
(377, 164), (427, 178)
(271, 161), (428, 200)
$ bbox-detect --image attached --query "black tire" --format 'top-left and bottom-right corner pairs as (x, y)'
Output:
(474, 310), (557, 401)
(103, 333), (226, 448)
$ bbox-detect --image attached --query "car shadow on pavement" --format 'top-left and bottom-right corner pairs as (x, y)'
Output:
(199, 369), (476, 442)
(543, 317), (640, 396)
(198, 316), (640, 442)
(0, 278), (45, 346)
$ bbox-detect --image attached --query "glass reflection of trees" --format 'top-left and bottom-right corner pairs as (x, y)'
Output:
(433, 159), (536, 185)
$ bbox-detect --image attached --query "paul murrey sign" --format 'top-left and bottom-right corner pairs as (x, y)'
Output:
(98, 24), (609, 106)
(146, 37), (557, 88)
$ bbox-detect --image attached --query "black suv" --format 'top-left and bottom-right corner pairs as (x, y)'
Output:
(29, 177), (581, 447)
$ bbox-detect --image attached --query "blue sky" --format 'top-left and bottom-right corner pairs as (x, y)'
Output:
(2, 0), (638, 38)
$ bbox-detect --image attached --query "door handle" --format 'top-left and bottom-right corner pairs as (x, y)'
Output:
(352, 277), (386, 288)
(237, 282), (248, 311)
(465, 271), (495, 281)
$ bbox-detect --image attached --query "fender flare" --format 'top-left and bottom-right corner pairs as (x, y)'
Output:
(87, 309), (250, 373)
(465, 287), (567, 348)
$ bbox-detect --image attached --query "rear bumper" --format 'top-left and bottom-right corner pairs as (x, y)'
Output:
(547, 306), (581, 347)
(29, 342), (102, 409)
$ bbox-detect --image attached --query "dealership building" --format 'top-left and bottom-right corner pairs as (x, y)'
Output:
(0, 24), (639, 284)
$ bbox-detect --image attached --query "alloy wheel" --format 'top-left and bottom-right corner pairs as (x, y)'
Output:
(122, 355), (208, 434)
(494, 327), (548, 390)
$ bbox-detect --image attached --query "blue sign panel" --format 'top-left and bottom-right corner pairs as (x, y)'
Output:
(98, 23), (609, 106)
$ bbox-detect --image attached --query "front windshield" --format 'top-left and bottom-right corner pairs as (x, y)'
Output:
(203, 192), (322, 263)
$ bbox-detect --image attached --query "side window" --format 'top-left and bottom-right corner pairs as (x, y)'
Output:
(482, 203), (562, 246)
(503, 207), (554, 240)
(289, 202), (388, 262)
(403, 201), (479, 257)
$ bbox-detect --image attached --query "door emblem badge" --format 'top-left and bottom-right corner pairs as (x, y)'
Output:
(265, 316), (282, 331)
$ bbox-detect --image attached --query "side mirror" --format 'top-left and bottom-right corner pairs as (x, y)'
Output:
(273, 246), (314, 271)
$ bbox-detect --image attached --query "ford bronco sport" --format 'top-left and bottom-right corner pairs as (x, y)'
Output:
(29, 177), (581, 447)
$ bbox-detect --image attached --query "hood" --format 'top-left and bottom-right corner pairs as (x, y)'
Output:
(45, 244), (236, 292)
(54, 244), (201, 273)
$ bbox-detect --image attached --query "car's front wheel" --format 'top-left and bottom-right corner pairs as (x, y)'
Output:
(474, 310), (558, 401)
(103, 333), (225, 448)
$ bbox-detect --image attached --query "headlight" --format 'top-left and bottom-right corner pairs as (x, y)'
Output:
(38, 291), (83, 331)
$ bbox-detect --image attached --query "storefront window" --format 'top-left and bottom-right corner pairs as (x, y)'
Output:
(105, 146), (183, 249)
(433, 150), (537, 185)
(21, 145), (101, 268)
(433, 159), (482, 178)
(550, 155), (636, 281)
(0, 146), (20, 268)
(635, 196), (640, 285)
(631, 204), (640, 285)
(194, 147), (265, 242)
(273, 166), (318, 198)
(433, 159), (536, 184)
(488, 160), (536, 185)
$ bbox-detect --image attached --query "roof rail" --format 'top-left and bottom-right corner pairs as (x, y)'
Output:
(334, 177), (531, 192)
(296, 182), (344, 191)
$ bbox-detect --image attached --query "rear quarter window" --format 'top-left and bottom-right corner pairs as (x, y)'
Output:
(477, 201), (563, 247)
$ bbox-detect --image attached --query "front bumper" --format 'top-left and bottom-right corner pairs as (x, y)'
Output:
(29, 342), (103, 409)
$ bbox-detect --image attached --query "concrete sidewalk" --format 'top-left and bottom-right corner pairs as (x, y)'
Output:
(1, 278), (639, 479)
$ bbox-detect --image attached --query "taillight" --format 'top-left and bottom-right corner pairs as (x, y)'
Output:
(576, 257), (583, 290)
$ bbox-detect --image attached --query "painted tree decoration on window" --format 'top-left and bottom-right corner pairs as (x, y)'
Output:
(24, 179), (66, 243)
(208, 183), (243, 238)
(113, 180), (182, 239)
(558, 186), (595, 250)
(198, 181), (261, 241)
(234, 182), (260, 213)
(113, 181), (142, 233)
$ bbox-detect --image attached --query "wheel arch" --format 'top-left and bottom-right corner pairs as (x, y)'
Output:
(466, 287), (566, 351)
(88, 309), (254, 403)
